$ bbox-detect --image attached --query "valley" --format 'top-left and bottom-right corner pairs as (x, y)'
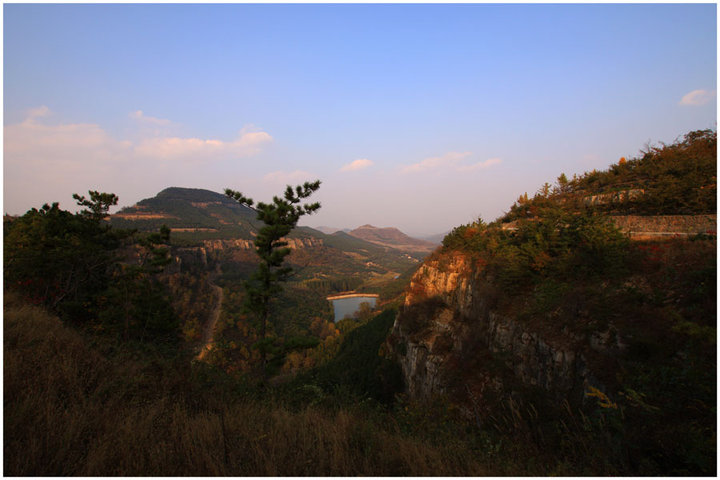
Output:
(4, 129), (716, 476)
(4, 3), (715, 476)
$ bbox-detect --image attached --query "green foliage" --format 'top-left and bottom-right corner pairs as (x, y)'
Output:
(96, 226), (178, 343)
(225, 180), (322, 377)
(305, 308), (404, 404)
(433, 130), (717, 475)
(577, 129), (716, 215)
(443, 207), (629, 295)
(5, 196), (124, 318)
(73, 190), (119, 221)
(500, 129), (716, 220)
(110, 187), (258, 239)
(5, 190), (179, 344)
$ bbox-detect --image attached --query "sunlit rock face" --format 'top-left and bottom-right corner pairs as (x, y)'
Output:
(201, 237), (324, 252)
(387, 252), (622, 413)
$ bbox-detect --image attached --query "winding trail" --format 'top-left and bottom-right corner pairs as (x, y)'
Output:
(196, 280), (224, 361)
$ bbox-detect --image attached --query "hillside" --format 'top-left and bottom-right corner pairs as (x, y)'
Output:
(111, 187), (259, 239)
(110, 187), (426, 291)
(109, 187), (427, 377)
(387, 130), (717, 475)
(502, 129), (716, 223)
(4, 294), (490, 476)
(349, 224), (438, 253)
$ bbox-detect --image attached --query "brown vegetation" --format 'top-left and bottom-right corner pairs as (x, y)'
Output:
(4, 293), (488, 476)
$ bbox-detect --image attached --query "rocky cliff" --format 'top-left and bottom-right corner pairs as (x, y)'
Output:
(169, 236), (325, 272)
(387, 251), (624, 413)
(201, 236), (324, 252)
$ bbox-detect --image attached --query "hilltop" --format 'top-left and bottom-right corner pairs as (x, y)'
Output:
(111, 187), (260, 240)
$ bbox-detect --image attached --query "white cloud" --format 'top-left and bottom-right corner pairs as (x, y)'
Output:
(401, 151), (501, 174)
(4, 113), (131, 166)
(26, 105), (52, 121)
(129, 110), (171, 126)
(679, 89), (716, 106)
(128, 112), (271, 161)
(341, 158), (374, 172)
(263, 170), (315, 185)
(456, 157), (502, 172)
(401, 151), (472, 174)
(133, 130), (271, 161)
(3, 107), (274, 214)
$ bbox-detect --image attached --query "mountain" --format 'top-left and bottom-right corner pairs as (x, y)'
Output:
(111, 187), (259, 240)
(419, 231), (449, 244)
(109, 186), (426, 288)
(348, 224), (438, 253)
(312, 226), (351, 235)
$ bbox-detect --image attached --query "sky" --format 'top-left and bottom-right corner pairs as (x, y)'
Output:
(3, 3), (717, 237)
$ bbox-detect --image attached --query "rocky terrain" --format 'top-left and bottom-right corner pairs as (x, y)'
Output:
(384, 131), (716, 475)
(387, 252), (617, 409)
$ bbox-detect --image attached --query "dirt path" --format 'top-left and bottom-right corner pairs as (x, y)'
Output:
(196, 282), (223, 361)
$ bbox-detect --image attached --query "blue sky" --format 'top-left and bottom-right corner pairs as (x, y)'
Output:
(4, 3), (716, 236)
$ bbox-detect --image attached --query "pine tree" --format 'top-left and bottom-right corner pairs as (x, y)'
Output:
(225, 180), (321, 379)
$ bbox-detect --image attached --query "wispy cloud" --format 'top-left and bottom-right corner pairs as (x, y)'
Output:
(7, 107), (273, 164)
(25, 105), (52, 121)
(401, 151), (501, 174)
(341, 158), (374, 172)
(3, 107), (274, 213)
(129, 110), (172, 126)
(129, 113), (271, 160)
(457, 157), (502, 172)
(134, 130), (272, 161)
(263, 170), (315, 185)
(401, 151), (472, 174)
(679, 89), (716, 106)
(5, 110), (131, 166)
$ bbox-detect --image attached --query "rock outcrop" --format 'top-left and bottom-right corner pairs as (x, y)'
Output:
(201, 236), (323, 252)
(583, 189), (645, 206)
(387, 252), (623, 412)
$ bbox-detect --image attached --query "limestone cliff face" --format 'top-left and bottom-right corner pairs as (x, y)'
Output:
(201, 237), (323, 252)
(388, 252), (622, 409)
(169, 237), (324, 271)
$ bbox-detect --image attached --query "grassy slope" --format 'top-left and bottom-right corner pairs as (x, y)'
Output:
(10, 281), (708, 476)
(4, 293), (492, 476)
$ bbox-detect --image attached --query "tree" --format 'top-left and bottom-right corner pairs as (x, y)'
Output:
(5, 193), (125, 317)
(556, 173), (570, 194)
(225, 180), (321, 378)
(98, 224), (177, 342)
(72, 190), (119, 221)
(5, 191), (178, 342)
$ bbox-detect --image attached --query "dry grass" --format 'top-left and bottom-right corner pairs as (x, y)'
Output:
(4, 292), (487, 476)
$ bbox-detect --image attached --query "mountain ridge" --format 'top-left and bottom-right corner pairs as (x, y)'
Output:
(348, 224), (438, 253)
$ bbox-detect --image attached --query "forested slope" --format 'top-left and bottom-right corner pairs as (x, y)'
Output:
(388, 130), (717, 475)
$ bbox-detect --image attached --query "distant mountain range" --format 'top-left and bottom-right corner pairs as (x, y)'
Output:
(313, 225), (442, 252)
(112, 187), (441, 253)
(313, 226), (352, 235)
(109, 187), (437, 287)
(419, 231), (450, 244)
(347, 225), (438, 253)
